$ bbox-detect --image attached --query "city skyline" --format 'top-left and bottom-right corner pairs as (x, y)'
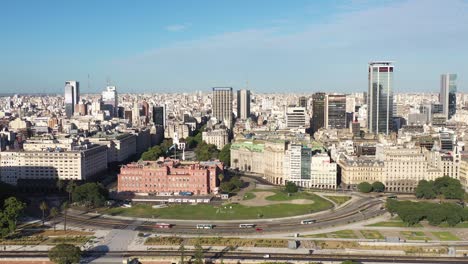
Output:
(1, 0), (467, 94)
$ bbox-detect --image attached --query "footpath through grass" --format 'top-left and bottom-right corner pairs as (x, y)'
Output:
(431, 231), (460, 241)
(324, 195), (351, 205)
(106, 192), (333, 220)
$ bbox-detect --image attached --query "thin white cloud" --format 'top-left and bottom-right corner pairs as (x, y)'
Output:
(165, 24), (188, 32)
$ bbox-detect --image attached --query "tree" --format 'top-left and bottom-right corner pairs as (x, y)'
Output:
(141, 145), (164, 161)
(415, 180), (436, 199)
(219, 143), (231, 166)
(178, 244), (186, 264)
(56, 180), (65, 192)
(371, 181), (385, 192)
(39, 201), (48, 226)
(72, 183), (108, 208)
(50, 207), (59, 232)
(220, 182), (236, 193)
(218, 173), (225, 183)
(195, 142), (219, 161)
(193, 240), (204, 264)
(357, 182), (373, 193)
(285, 182), (299, 193)
(61, 202), (69, 232)
(0, 197), (26, 238)
(66, 181), (77, 203)
(48, 243), (81, 264)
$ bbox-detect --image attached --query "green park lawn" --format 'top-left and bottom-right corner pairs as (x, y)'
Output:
(431, 231), (460, 241)
(263, 190), (320, 201)
(400, 231), (431, 241)
(360, 230), (384, 239)
(306, 230), (358, 239)
(324, 195), (351, 205)
(367, 221), (423, 227)
(106, 194), (332, 220)
(243, 192), (256, 200)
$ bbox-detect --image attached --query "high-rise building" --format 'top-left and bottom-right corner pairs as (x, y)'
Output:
(212, 87), (233, 128)
(325, 94), (346, 129)
(298, 96), (308, 108)
(311, 92), (325, 135)
(152, 105), (166, 127)
(286, 107), (307, 128)
(237, 89), (250, 120)
(367, 62), (394, 135)
(102, 86), (118, 117)
(64, 80), (79, 118)
(440, 73), (457, 120)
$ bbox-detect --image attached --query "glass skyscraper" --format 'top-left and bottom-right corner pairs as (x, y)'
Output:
(64, 80), (79, 118)
(440, 73), (457, 120)
(367, 62), (394, 135)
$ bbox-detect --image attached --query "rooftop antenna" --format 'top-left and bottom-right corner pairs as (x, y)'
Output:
(87, 74), (91, 92)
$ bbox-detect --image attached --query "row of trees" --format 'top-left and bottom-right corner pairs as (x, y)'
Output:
(357, 181), (385, 193)
(219, 176), (244, 193)
(387, 199), (468, 226)
(58, 180), (108, 208)
(140, 139), (174, 161)
(415, 176), (464, 200)
(0, 197), (26, 238)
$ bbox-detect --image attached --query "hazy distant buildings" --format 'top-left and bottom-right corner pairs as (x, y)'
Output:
(237, 89), (250, 120)
(64, 81), (80, 118)
(367, 62), (394, 135)
(440, 73), (457, 120)
(325, 94), (346, 129)
(311, 92), (325, 135)
(212, 87), (233, 128)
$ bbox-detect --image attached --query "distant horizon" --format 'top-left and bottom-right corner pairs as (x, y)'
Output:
(1, 0), (467, 93)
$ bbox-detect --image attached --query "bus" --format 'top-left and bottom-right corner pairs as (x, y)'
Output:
(196, 224), (213, 229)
(301, 219), (316, 225)
(155, 223), (172, 229)
(239, 224), (256, 228)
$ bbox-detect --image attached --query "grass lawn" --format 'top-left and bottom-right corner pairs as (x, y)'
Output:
(439, 221), (468, 228)
(264, 190), (319, 201)
(243, 192), (256, 200)
(106, 195), (332, 220)
(324, 195), (351, 205)
(360, 230), (384, 239)
(400, 231), (431, 241)
(366, 221), (423, 227)
(431, 231), (460, 241)
(306, 230), (358, 239)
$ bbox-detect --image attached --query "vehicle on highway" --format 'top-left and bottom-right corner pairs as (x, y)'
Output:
(263, 254), (270, 259)
(301, 219), (316, 224)
(155, 223), (172, 229)
(388, 195), (397, 199)
(255, 227), (263, 232)
(239, 223), (256, 228)
(196, 224), (213, 229)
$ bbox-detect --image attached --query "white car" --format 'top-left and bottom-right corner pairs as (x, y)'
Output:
(263, 254), (270, 259)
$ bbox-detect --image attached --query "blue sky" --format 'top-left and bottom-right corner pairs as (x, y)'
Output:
(1, 0), (467, 94)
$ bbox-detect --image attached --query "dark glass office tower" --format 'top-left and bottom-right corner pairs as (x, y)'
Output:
(367, 62), (394, 135)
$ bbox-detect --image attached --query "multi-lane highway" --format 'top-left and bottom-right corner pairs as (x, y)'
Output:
(0, 250), (467, 263)
(61, 194), (384, 235)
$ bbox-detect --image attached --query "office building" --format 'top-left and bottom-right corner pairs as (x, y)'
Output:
(440, 73), (457, 120)
(202, 128), (229, 150)
(325, 94), (346, 129)
(286, 107), (307, 128)
(311, 92), (326, 135)
(212, 87), (233, 128)
(236, 89), (251, 120)
(152, 105), (166, 127)
(367, 62), (394, 134)
(64, 81), (80, 118)
(102, 86), (118, 117)
(298, 96), (308, 108)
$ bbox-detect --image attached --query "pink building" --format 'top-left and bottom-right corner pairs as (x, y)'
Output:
(117, 158), (223, 195)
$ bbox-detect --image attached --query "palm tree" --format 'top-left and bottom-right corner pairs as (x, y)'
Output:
(61, 201), (69, 232)
(56, 179), (65, 192)
(39, 201), (48, 226)
(66, 181), (76, 203)
(50, 207), (59, 232)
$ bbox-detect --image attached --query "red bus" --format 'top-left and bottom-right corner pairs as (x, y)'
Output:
(155, 223), (172, 229)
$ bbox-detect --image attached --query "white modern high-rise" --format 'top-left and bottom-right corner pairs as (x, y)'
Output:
(440, 73), (457, 120)
(102, 86), (118, 117)
(237, 89), (251, 120)
(64, 80), (80, 118)
(212, 87), (233, 128)
(367, 62), (394, 135)
(286, 107), (307, 128)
